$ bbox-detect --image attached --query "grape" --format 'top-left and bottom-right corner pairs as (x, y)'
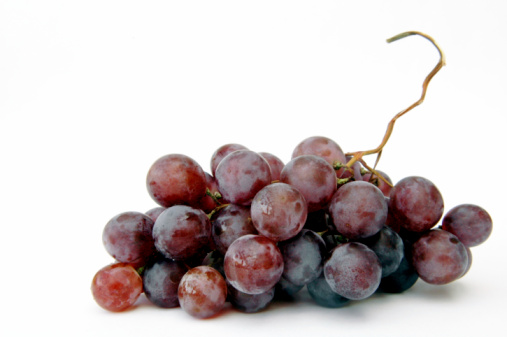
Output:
(303, 209), (330, 233)
(461, 246), (473, 278)
(280, 155), (337, 212)
(324, 242), (382, 300)
(328, 181), (388, 240)
(274, 276), (304, 300)
(388, 176), (444, 233)
(102, 212), (156, 267)
(224, 234), (284, 295)
(215, 150), (272, 206)
(362, 170), (393, 197)
(250, 182), (308, 242)
(152, 205), (211, 261)
(259, 152), (285, 181)
(378, 253), (419, 294)
(177, 266), (227, 319)
(145, 206), (166, 223)
(210, 143), (248, 177)
(361, 226), (404, 277)
(227, 281), (275, 313)
(196, 172), (220, 213)
(91, 263), (143, 312)
(202, 250), (225, 278)
(211, 204), (257, 255)
(278, 229), (326, 286)
(411, 229), (468, 285)
(307, 274), (350, 308)
(146, 154), (207, 208)
(291, 136), (347, 177)
(441, 204), (493, 247)
(142, 258), (188, 308)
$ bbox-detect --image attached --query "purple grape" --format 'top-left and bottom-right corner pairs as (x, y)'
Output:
(146, 154), (207, 208)
(142, 258), (188, 308)
(227, 281), (275, 313)
(210, 143), (249, 177)
(152, 205), (211, 261)
(178, 266), (227, 319)
(211, 204), (257, 255)
(291, 136), (347, 177)
(307, 273), (350, 308)
(91, 263), (143, 312)
(280, 155), (337, 212)
(378, 253), (419, 294)
(224, 234), (284, 295)
(361, 226), (404, 277)
(274, 276), (304, 300)
(324, 242), (382, 300)
(441, 204), (493, 247)
(278, 229), (326, 286)
(145, 206), (166, 223)
(259, 152), (285, 181)
(102, 212), (156, 267)
(215, 150), (272, 206)
(411, 229), (468, 285)
(389, 176), (444, 233)
(250, 182), (308, 242)
(328, 181), (388, 240)
(362, 170), (393, 197)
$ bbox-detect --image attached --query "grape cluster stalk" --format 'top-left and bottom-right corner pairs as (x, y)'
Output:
(91, 32), (493, 318)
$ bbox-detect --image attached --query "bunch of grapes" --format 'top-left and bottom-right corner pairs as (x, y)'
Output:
(90, 32), (493, 318)
(91, 136), (493, 318)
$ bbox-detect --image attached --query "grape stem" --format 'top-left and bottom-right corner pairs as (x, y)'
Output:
(344, 31), (446, 186)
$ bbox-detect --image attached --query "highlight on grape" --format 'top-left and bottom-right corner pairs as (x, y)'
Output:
(91, 32), (493, 318)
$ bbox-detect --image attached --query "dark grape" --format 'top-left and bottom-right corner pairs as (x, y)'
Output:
(250, 182), (308, 242)
(102, 212), (156, 267)
(274, 276), (304, 300)
(389, 176), (444, 233)
(378, 254), (419, 294)
(307, 273), (350, 308)
(211, 204), (257, 255)
(152, 205), (211, 261)
(224, 234), (284, 295)
(361, 226), (404, 277)
(280, 155), (337, 212)
(227, 281), (275, 313)
(146, 154), (207, 208)
(210, 143), (248, 177)
(324, 242), (382, 300)
(441, 204), (493, 247)
(178, 266), (227, 319)
(278, 229), (326, 286)
(411, 229), (468, 285)
(215, 150), (272, 206)
(328, 181), (387, 240)
(91, 263), (143, 312)
(142, 258), (188, 308)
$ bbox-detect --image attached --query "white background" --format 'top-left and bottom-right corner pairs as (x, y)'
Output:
(1, 1), (506, 336)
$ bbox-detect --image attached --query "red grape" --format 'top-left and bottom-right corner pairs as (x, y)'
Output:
(210, 143), (248, 177)
(441, 204), (493, 247)
(211, 204), (257, 255)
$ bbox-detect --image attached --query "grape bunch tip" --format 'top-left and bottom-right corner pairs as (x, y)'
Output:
(91, 31), (493, 318)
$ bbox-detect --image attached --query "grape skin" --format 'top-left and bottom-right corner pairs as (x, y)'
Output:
(210, 143), (248, 177)
(102, 212), (156, 267)
(328, 181), (388, 240)
(307, 274), (350, 308)
(389, 176), (444, 233)
(224, 234), (284, 295)
(142, 258), (189, 308)
(278, 229), (326, 286)
(177, 266), (227, 319)
(411, 229), (468, 285)
(211, 204), (257, 255)
(324, 242), (382, 300)
(91, 263), (143, 312)
(259, 152), (285, 181)
(215, 150), (272, 206)
(291, 136), (347, 177)
(280, 155), (337, 212)
(152, 205), (211, 261)
(146, 154), (207, 208)
(441, 204), (493, 247)
(250, 182), (308, 242)
(361, 226), (404, 277)
(145, 206), (166, 223)
(378, 253), (419, 294)
(227, 281), (275, 313)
